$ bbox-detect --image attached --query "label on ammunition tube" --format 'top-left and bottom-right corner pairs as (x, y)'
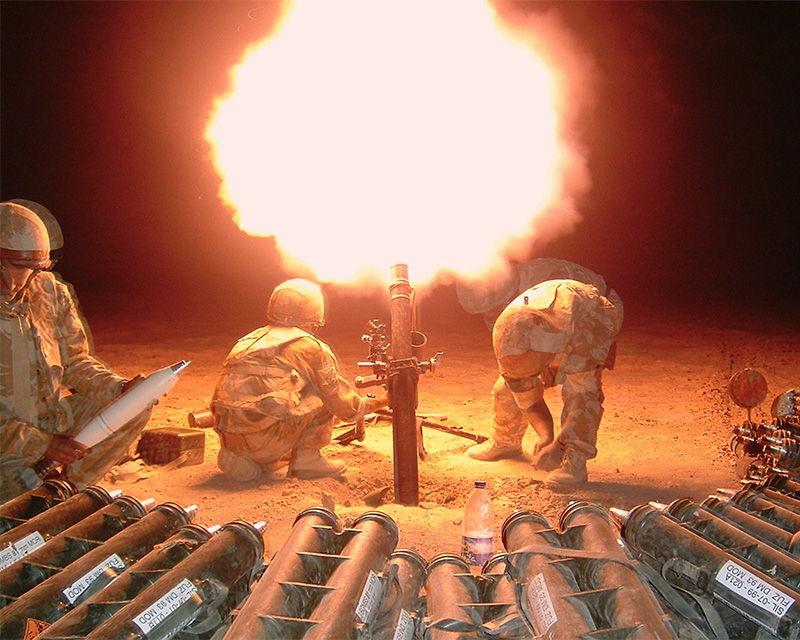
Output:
(0, 531), (46, 571)
(133, 578), (199, 637)
(0, 545), (16, 571)
(355, 570), (384, 624)
(62, 553), (126, 604)
(527, 573), (558, 634)
(716, 560), (796, 617)
(392, 609), (415, 640)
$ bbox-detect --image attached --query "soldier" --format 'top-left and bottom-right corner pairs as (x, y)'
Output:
(211, 278), (388, 481)
(0, 201), (149, 502)
(456, 257), (623, 330)
(465, 279), (623, 489)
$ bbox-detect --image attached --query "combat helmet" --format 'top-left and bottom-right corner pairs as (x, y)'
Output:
(8, 199), (63, 265)
(267, 279), (326, 329)
(456, 259), (519, 315)
(1, 201), (50, 269)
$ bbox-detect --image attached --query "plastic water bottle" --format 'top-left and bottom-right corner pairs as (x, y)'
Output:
(461, 480), (494, 566)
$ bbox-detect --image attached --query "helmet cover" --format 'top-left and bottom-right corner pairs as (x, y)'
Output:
(8, 199), (63, 260)
(1, 202), (50, 268)
(267, 278), (326, 328)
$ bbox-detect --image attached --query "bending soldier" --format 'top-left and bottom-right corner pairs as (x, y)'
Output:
(465, 279), (623, 489)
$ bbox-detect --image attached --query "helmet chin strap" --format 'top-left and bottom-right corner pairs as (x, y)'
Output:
(1, 265), (43, 304)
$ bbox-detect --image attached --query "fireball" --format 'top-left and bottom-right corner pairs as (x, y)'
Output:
(206, 0), (590, 286)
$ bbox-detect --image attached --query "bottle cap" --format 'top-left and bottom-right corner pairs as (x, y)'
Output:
(474, 480), (487, 489)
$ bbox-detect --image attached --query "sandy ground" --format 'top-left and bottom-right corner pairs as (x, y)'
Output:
(80, 290), (800, 563)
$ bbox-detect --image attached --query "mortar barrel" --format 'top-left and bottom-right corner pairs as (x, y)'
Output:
(702, 496), (800, 558)
(83, 519), (265, 640)
(304, 511), (399, 640)
(0, 480), (77, 534)
(761, 474), (800, 498)
(501, 510), (595, 638)
(619, 503), (800, 639)
(664, 498), (800, 583)
(221, 506), (338, 638)
(38, 522), (215, 639)
(719, 486), (800, 533)
(0, 495), (153, 605)
(370, 548), (426, 640)
(0, 502), (194, 638)
(559, 501), (675, 639)
(0, 487), (115, 572)
(425, 553), (480, 640)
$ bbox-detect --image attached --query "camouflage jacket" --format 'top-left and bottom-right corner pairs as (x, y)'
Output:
(211, 324), (367, 433)
(1, 272), (125, 460)
(492, 279), (623, 386)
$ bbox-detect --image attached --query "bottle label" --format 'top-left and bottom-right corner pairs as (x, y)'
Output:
(461, 533), (493, 566)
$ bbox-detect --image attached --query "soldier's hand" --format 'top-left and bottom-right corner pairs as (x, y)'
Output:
(43, 434), (90, 466)
(121, 374), (146, 396)
(367, 390), (390, 412)
(532, 440), (562, 472)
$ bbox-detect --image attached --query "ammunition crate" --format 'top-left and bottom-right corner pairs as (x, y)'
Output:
(136, 428), (205, 466)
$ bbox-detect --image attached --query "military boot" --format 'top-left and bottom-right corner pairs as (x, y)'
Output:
(288, 448), (347, 479)
(465, 439), (523, 461)
(544, 448), (588, 489)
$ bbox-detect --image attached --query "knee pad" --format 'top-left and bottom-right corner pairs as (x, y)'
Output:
(217, 448), (262, 482)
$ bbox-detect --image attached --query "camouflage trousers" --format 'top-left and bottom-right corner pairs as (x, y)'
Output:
(491, 368), (604, 459)
(214, 406), (334, 474)
(0, 394), (150, 502)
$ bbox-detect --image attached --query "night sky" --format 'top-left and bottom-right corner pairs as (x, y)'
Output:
(2, 1), (798, 325)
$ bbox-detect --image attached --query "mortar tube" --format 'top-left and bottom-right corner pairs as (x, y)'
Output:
(762, 485), (800, 511)
(38, 522), (216, 639)
(718, 486), (800, 533)
(0, 479), (76, 534)
(701, 495), (800, 558)
(0, 487), (116, 567)
(743, 484), (800, 512)
(0, 502), (195, 638)
(559, 501), (675, 639)
(425, 554), (481, 640)
(304, 511), (400, 640)
(0, 495), (153, 605)
(501, 510), (597, 638)
(83, 520), (266, 640)
(222, 506), (338, 638)
(663, 498), (800, 582)
(482, 552), (517, 605)
(762, 474), (800, 498)
(620, 503), (800, 640)
(480, 552), (532, 638)
(389, 263), (419, 506)
(370, 548), (427, 640)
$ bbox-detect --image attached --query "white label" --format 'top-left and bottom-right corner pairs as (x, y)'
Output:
(716, 560), (796, 617)
(527, 572), (558, 634)
(392, 609), (414, 640)
(461, 533), (493, 566)
(0, 531), (46, 571)
(355, 570), (383, 623)
(0, 544), (18, 571)
(132, 578), (199, 636)
(14, 531), (46, 557)
(62, 553), (126, 604)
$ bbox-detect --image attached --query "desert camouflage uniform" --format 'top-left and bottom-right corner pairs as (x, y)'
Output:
(470, 258), (624, 330)
(491, 279), (623, 459)
(1, 272), (149, 501)
(211, 325), (370, 473)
